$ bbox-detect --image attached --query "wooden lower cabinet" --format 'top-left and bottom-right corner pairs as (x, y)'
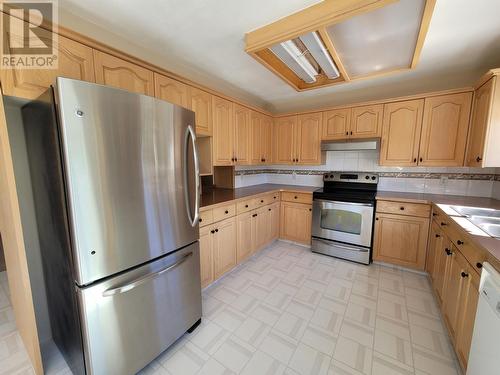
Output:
(212, 217), (237, 279)
(432, 237), (453, 305)
(373, 213), (429, 270)
(280, 201), (312, 245)
(455, 268), (480, 369)
(236, 211), (255, 263)
(266, 202), (280, 244)
(426, 221), (443, 281)
(199, 225), (214, 288)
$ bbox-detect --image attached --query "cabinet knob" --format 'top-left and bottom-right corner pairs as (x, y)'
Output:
(400, 206), (405, 210)
(440, 222), (447, 226)
(215, 228), (219, 232)
(224, 210), (229, 214)
(263, 158), (266, 162)
(476, 262), (483, 269)
(419, 157), (423, 162)
(211, 230), (215, 234)
(457, 240), (464, 245)
(235, 157), (238, 162)
(268, 208), (271, 211)
(260, 200), (264, 203)
(199, 218), (202, 222)
(435, 234), (440, 238)
(252, 213), (257, 217)
(376, 217), (379, 221)
(350, 131), (353, 135)
(413, 158), (417, 163)
(461, 271), (469, 278)
(245, 204), (248, 208)
(294, 196), (298, 199)
(345, 131), (349, 136)
(273, 196), (276, 199)
(432, 213), (437, 216)
(445, 248), (452, 256)
(231, 157), (234, 162)
(476, 156), (482, 163)
(261, 158), (265, 162)
(309, 208), (312, 212)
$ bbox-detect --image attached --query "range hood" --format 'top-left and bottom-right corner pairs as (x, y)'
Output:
(321, 139), (379, 151)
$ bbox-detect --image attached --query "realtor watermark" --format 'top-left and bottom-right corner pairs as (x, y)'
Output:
(1, 0), (58, 69)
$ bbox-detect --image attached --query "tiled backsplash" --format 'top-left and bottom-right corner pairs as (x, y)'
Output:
(235, 151), (500, 198)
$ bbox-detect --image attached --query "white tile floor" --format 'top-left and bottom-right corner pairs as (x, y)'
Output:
(1, 240), (462, 375)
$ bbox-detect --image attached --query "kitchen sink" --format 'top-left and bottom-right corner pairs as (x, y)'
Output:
(469, 216), (500, 238)
(450, 205), (500, 218)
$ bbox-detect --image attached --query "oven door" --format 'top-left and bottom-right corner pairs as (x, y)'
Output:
(312, 199), (374, 247)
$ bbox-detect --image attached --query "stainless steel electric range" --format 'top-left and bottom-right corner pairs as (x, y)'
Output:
(311, 172), (378, 265)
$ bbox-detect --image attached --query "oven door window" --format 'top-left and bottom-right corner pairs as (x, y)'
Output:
(320, 208), (362, 235)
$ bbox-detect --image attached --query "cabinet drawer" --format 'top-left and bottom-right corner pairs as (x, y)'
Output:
(212, 203), (236, 222)
(376, 200), (430, 218)
(281, 191), (312, 204)
(236, 198), (258, 214)
(256, 192), (280, 207)
(199, 210), (213, 227)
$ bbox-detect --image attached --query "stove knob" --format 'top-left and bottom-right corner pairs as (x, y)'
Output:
(371, 176), (376, 180)
(365, 176), (370, 180)
(330, 174), (333, 178)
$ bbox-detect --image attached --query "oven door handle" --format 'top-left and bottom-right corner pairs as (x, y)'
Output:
(313, 238), (369, 252)
(313, 199), (374, 207)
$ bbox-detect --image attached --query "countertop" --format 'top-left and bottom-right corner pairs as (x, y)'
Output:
(377, 190), (500, 270)
(201, 184), (318, 208)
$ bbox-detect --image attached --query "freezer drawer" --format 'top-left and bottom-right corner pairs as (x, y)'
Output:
(77, 242), (201, 375)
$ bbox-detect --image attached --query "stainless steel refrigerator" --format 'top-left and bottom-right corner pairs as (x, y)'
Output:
(23, 78), (202, 375)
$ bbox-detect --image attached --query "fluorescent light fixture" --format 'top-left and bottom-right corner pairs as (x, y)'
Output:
(270, 40), (318, 83)
(299, 32), (340, 79)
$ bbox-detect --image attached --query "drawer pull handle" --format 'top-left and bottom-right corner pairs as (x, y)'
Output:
(445, 248), (452, 256)
(199, 218), (202, 222)
(400, 206), (405, 210)
(461, 272), (469, 278)
(309, 208), (312, 212)
(476, 156), (482, 163)
(375, 217), (379, 221)
(294, 196), (298, 199)
(215, 228), (219, 232)
(457, 240), (464, 245)
(224, 210), (229, 214)
(252, 213), (257, 217)
(260, 200), (264, 203)
(435, 234), (440, 238)
(432, 213), (437, 216)
(476, 262), (483, 269)
(210, 229), (215, 234)
(245, 204), (248, 208)
(268, 208), (271, 211)
(440, 222), (447, 226)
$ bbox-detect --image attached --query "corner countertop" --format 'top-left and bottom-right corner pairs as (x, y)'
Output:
(377, 190), (500, 270)
(201, 184), (318, 208)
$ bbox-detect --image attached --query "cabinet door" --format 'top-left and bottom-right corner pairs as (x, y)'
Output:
(433, 238), (453, 305)
(322, 109), (350, 140)
(199, 225), (214, 288)
(254, 207), (269, 251)
(455, 268), (480, 370)
(280, 202), (312, 245)
(442, 246), (468, 342)
(466, 79), (493, 167)
(0, 23), (95, 99)
(212, 96), (234, 166)
(268, 202), (280, 243)
(373, 213), (429, 270)
(350, 104), (383, 139)
(296, 113), (322, 165)
(419, 93), (472, 166)
(250, 111), (263, 164)
(154, 73), (189, 108)
(94, 51), (154, 95)
(189, 87), (212, 136)
(426, 221), (443, 282)
(274, 116), (296, 164)
(234, 104), (251, 165)
(380, 99), (424, 166)
(261, 115), (274, 163)
(236, 211), (254, 263)
(213, 217), (237, 279)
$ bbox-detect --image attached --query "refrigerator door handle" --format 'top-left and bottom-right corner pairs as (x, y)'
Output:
(102, 252), (193, 297)
(184, 124), (200, 227)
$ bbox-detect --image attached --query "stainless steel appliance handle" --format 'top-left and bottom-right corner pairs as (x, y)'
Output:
(314, 238), (369, 252)
(184, 125), (200, 227)
(313, 199), (374, 207)
(102, 252), (193, 297)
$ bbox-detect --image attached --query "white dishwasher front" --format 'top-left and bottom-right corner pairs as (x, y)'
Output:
(467, 262), (500, 375)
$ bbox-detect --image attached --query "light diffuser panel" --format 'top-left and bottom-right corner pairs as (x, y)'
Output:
(326, 0), (426, 78)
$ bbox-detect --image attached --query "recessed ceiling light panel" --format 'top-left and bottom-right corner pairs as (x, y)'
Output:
(299, 32), (340, 80)
(270, 40), (318, 83)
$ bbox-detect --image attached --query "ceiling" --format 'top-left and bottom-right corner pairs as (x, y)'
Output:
(57, 0), (500, 114)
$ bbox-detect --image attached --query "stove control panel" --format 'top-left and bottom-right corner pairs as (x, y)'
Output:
(323, 172), (378, 184)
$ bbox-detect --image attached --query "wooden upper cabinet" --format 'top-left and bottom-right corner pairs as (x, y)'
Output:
(212, 96), (234, 166)
(189, 87), (212, 136)
(93, 51), (154, 96)
(296, 113), (322, 164)
(380, 99), (424, 166)
(350, 104), (383, 138)
(250, 111), (263, 164)
(233, 104), (251, 165)
(322, 109), (350, 140)
(419, 93), (472, 166)
(274, 116), (296, 164)
(0, 22), (95, 99)
(261, 115), (274, 163)
(154, 73), (188, 108)
(466, 77), (500, 167)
